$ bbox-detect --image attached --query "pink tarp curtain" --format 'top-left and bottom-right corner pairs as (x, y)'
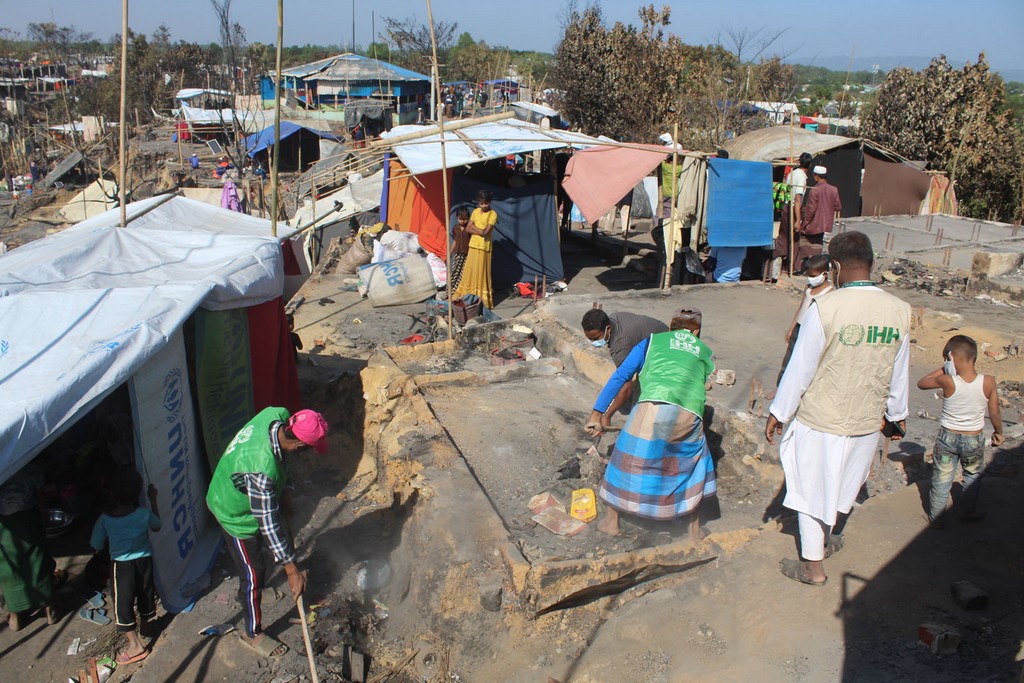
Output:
(562, 145), (668, 225)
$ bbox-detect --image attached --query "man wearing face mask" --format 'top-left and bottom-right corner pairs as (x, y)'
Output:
(582, 308), (668, 416)
(765, 231), (910, 587)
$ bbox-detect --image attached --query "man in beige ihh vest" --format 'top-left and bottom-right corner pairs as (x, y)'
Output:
(766, 231), (911, 586)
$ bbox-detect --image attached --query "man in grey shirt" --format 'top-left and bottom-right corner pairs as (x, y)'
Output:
(582, 309), (668, 416)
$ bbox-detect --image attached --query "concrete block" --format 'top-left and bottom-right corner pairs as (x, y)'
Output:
(972, 251), (1023, 278)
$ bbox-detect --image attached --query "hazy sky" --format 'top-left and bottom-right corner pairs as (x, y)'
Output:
(6, 0), (1023, 71)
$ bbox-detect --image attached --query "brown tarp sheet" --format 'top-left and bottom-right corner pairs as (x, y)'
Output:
(861, 153), (931, 216)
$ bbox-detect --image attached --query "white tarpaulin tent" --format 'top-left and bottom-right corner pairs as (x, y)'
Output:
(0, 195), (292, 611)
(381, 118), (601, 175)
(180, 103), (268, 135)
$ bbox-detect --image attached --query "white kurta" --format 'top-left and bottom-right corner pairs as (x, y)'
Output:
(770, 294), (910, 524)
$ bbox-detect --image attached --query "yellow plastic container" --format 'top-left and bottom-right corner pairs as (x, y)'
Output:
(570, 488), (597, 523)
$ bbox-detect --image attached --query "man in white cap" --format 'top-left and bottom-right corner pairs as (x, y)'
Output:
(798, 165), (842, 265)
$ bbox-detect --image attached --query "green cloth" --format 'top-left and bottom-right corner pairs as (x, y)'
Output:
(638, 330), (715, 417)
(0, 508), (55, 613)
(206, 407), (289, 539)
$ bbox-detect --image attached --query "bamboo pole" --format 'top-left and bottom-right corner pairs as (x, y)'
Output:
(788, 115), (795, 277)
(118, 0), (129, 227)
(270, 0), (284, 237)
(426, 0), (454, 338)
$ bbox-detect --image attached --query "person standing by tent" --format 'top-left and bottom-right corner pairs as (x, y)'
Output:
(453, 190), (497, 308)
(799, 165), (841, 265)
(766, 231), (910, 586)
(206, 407), (329, 658)
(0, 462), (60, 631)
(449, 208), (472, 292)
(773, 152), (811, 277)
(584, 308), (717, 540)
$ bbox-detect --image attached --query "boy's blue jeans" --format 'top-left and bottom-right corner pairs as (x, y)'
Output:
(929, 426), (985, 520)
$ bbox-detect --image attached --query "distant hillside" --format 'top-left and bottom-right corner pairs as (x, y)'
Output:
(788, 55), (1024, 82)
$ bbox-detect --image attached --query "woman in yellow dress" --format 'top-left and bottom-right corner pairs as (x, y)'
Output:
(453, 190), (497, 308)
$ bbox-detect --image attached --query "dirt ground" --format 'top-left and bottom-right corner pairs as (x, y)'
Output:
(1, 223), (1023, 682)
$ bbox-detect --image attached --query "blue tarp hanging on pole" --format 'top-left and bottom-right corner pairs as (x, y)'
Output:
(706, 158), (773, 247)
(450, 176), (563, 286)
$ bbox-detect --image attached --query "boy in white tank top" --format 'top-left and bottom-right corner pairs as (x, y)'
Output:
(917, 335), (1003, 528)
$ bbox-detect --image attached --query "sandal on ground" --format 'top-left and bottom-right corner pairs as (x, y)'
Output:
(83, 591), (105, 609)
(238, 633), (289, 658)
(116, 649), (150, 665)
(779, 558), (827, 586)
(78, 607), (111, 626)
(824, 534), (844, 559)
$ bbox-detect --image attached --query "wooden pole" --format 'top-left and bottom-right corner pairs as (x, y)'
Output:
(296, 596), (320, 683)
(426, 0), (454, 338)
(271, 0), (284, 237)
(788, 115), (795, 277)
(118, 0), (129, 227)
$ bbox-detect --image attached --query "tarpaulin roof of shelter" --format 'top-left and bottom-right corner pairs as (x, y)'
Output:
(562, 144), (669, 225)
(511, 101), (559, 118)
(244, 121), (340, 156)
(0, 195), (292, 486)
(175, 88), (232, 100)
(722, 125), (919, 167)
(722, 126), (857, 163)
(282, 53), (430, 83)
(382, 118), (602, 175)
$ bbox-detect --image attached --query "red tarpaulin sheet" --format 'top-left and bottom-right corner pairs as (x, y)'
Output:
(385, 158), (453, 259)
(562, 145), (668, 225)
(246, 297), (302, 413)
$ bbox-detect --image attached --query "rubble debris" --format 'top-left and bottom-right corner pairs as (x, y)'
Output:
(949, 580), (989, 610)
(918, 623), (961, 654)
(532, 506), (587, 536)
(714, 369), (737, 386)
(478, 576), (504, 612)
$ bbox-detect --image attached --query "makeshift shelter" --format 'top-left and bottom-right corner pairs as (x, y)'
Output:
(380, 119), (603, 285)
(0, 196), (301, 613)
(245, 122), (340, 172)
(263, 53), (430, 123)
(722, 126), (952, 217)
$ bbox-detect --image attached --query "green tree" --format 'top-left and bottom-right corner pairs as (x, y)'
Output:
(861, 54), (1024, 221)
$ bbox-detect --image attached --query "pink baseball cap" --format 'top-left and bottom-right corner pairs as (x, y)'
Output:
(288, 409), (329, 454)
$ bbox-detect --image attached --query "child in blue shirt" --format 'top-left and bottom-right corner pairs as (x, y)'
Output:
(90, 469), (161, 665)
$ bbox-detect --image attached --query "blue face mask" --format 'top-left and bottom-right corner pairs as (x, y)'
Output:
(591, 339), (607, 348)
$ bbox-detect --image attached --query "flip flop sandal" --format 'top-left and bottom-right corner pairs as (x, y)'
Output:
(83, 591), (105, 610)
(779, 558), (827, 586)
(78, 607), (112, 626)
(238, 633), (289, 658)
(116, 649), (150, 665)
(824, 534), (844, 559)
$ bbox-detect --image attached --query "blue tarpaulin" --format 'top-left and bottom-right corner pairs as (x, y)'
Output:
(706, 158), (773, 247)
(244, 122), (338, 156)
(450, 175), (563, 286)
